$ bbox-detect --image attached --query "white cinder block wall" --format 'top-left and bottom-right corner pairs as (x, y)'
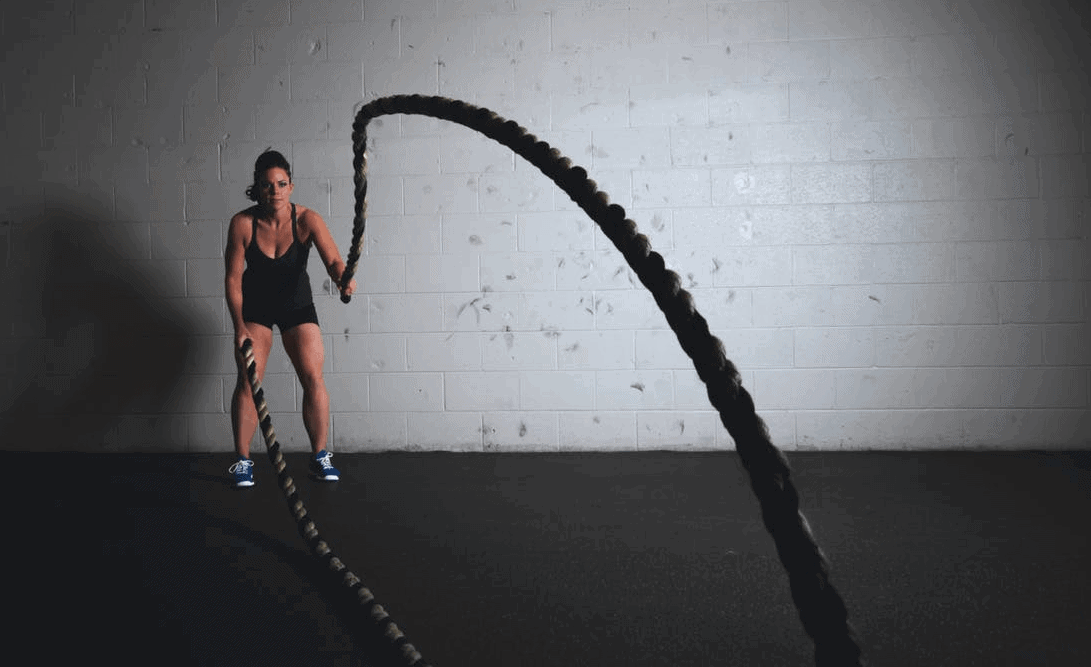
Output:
(1, 0), (1088, 453)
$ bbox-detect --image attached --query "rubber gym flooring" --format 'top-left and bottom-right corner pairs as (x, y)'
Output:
(7, 449), (1088, 666)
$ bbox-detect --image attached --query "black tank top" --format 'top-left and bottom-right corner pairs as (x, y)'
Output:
(242, 203), (313, 310)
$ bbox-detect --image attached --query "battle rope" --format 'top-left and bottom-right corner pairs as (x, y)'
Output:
(239, 338), (427, 666)
(337, 95), (865, 667)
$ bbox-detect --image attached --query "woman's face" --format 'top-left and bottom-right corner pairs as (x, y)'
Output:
(256, 167), (293, 209)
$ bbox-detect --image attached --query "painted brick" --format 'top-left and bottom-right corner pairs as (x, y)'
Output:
(515, 51), (592, 96)
(479, 170), (552, 212)
(408, 412), (483, 451)
(369, 294), (443, 333)
(363, 52), (438, 97)
(407, 333), (482, 372)
(954, 157), (1038, 200)
(593, 45), (671, 88)
(518, 211), (596, 252)
(326, 20), (400, 63)
(672, 125), (750, 167)
(369, 373), (442, 411)
(556, 250), (637, 291)
(788, 0), (877, 40)
(334, 412), (406, 451)
(833, 368), (950, 409)
(707, 2), (787, 42)
(593, 290), (671, 330)
(1041, 239), (1090, 281)
(255, 25), (326, 64)
(367, 215), (442, 254)
(955, 241), (1041, 282)
(631, 168), (711, 208)
(522, 291), (597, 332)
(711, 165), (791, 206)
(288, 0), (363, 25)
(667, 43), (746, 85)
(443, 291), (520, 332)
(753, 123), (831, 163)
(634, 330), (690, 370)
(592, 127), (671, 169)
(150, 143), (219, 184)
(911, 116), (995, 159)
(682, 246), (793, 288)
(629, 83), (709, 127)
(752, 286), (834, 327)
(796, 410), (964, 450)
(520, 371), (595, 410)
(445, 372), (519, 411)
(218, 0), (291, 26)
(876, 325), (1043, 368)
(441, 213), (516, 253)
(560, 331), (635, 370)
(789, 79), (872, 121)
(830, 37), (914, 79)
(596, 370), (673, 410)
(482, 330), (556, 370)
(754, 369), (834, 410)
(439, 131), (514, 175)
(629, 6), (708, 46)
(748, 41), (830, 83)
(795, 328), (875, 368)
(405, 254), (480, 293)
(832, 121), (912, 161)
(476, 12), (551, 54)
(872, 74), (975, 119)
(1038, 155), (1091, 198)
(480, 253), (555, 292)
(961, 409), (1091, 450)
(1038, 71), (1091, 112)
(998, 113), (1085, 157)
(559, 411), (637, 451)
(550, 6), (629, 53)
(440, 54), (516, 99)
(709, 82), (790, 123)
(218, 65), (290, 106)
(483, 412), (559, 452)
(999, 281), (1085, 323)
(323, 373), (370, 412)
(791, 163), (871, 204)
(637, 411), (718, 450)
(332, 334), (405, 373)
(369, 136), (441, 176)
(551, 88), (630, 130)
(686, 287), (753, 330)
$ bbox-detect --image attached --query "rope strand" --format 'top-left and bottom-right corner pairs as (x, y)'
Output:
(234, 94), (864, 666)
(339, 95), (865, 667)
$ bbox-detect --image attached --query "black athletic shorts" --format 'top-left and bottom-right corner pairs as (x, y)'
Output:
(242, 301), (320, 332)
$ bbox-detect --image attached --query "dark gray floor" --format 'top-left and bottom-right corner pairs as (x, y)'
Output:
(7, 450), (1089, 666)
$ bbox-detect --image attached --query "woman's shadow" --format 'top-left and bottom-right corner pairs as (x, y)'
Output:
(1, 190), (198, 451)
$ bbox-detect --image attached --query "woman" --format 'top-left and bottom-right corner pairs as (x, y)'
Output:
(224, 149), (357, 487)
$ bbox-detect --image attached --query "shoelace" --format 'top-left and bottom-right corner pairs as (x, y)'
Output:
(229, 460), (254, 474)
(317, 455), (334, 470)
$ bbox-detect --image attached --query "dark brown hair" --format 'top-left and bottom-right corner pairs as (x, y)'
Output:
(244, 148), (292, 202)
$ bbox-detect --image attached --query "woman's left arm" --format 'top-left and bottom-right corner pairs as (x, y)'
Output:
(304, 208), (356, 297)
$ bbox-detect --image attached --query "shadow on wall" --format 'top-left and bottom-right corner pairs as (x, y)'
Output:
(1, 191), (203, 452)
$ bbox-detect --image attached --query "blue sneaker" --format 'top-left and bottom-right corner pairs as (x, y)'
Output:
(310, 450), (340, 481)
(229, 457), (255, 487)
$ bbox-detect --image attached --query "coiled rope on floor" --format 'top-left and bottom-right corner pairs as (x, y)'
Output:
(243, 94), (863, 667)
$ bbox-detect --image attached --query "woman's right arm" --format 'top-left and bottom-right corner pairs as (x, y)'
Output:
(224, 213), (249, 349)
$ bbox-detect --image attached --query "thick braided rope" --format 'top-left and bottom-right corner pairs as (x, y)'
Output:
(239, 339), (431, 667)
(340, 94), (865, 667)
